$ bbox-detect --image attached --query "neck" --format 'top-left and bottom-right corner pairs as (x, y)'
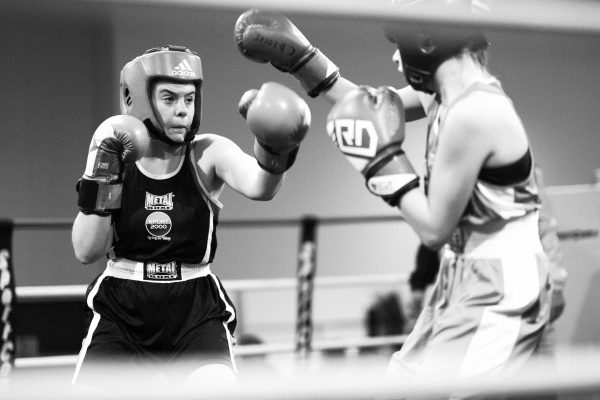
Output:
(435, 54), (490, 105)
(139, 139), (185, 175)
(147, 137), (185, 158)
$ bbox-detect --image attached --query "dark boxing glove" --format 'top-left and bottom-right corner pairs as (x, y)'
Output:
(326, 86), (419, 206)
(77, 115), (150, 215)
(235, 9), (339, 98)
(239, 82), (310, 174)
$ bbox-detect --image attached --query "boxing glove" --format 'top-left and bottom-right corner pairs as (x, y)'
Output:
(235, 9), (339, 98)
(77, 115), (150, 215)
(326, 85), (419, 206)
(238, 82), (310, 175)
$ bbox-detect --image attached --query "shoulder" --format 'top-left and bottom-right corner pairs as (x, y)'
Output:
(191, 133), (232, 148)
(190, 133), (245, 168)
(446, 89), (518, 137)
(191, 133), (238, 155)
(442, 88), (527, 162)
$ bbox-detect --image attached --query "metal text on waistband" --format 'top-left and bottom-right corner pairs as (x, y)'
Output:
(143, 261), (181, 281)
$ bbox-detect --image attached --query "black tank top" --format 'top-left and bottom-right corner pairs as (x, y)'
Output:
(110, 145), (219, 264)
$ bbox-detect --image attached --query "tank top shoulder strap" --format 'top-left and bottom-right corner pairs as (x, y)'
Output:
(186, 142), (223, 209)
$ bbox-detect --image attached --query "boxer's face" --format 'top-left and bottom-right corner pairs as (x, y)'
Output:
(153, 81), (195, 144)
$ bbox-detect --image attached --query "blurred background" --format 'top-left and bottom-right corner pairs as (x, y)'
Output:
(0, 0), (599, 368)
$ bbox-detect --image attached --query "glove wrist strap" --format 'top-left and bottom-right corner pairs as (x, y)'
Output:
(293, 48), (340, 98)
(77, 177), (122, 215)
(253, 140), (299, 175)
(363, 142), (420, 207)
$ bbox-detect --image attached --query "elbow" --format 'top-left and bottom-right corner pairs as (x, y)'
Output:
(248, 191), (277, 201)
(419, 232), (448, 251)
(73, 246), (103, 265)
(257, 190), (277, 201)
(74, 252), (98, 265)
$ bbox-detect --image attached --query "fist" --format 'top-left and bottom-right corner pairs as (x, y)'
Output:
(87, 116), (150, 166)
(78, 115), (150, 215)
(234, 9), (312, 72)
(235, 9), (339, 97)
(326, 86), (407, 174)
(326, 86), (419, 205)
(239, 82), (310, 174)
(242, 82), (310, 148)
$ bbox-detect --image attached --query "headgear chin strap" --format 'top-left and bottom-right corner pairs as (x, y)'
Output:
(120, 45), (203, 146)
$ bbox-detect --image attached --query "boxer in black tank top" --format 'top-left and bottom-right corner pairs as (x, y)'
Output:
(71, 45), (310, 392)
(112, 144), (218, 264)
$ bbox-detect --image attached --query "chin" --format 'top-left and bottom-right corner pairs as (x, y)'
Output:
(166, 133), (186, 144)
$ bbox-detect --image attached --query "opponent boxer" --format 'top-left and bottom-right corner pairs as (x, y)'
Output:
(71, 45), (310, 391)
(235, 2), (555, 388)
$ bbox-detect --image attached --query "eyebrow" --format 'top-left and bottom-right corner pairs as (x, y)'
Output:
(157, 88), (196, 96)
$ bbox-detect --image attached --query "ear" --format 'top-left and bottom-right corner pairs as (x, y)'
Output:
(124, 88), (132, 106)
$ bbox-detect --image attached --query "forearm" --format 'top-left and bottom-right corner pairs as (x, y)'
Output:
(398, 188), (456, 250)
(72, 212), (112, 264)
(217, 149), (285, 201)
(319, 77), (357, 105)
(251, 169), (285, 201)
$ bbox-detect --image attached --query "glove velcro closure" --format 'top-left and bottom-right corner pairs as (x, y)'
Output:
(293, 48), (340, 98)
(363, 142), (419, 206)
(254, 139), (299, 175)
(76, 178), (123, 215)
(374, 176), (419, 207)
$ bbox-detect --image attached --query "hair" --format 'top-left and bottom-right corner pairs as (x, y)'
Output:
(469, 45), (489, 68)
(455, 40), (489, 72)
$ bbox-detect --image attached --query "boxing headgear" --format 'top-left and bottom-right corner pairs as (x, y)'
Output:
(385, 0), (490, 94)
(120, 45), (203, 145)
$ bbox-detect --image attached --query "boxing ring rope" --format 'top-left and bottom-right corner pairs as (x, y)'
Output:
(15, 272), (407, 302)
(11, 214), (409, 369)
(9, 347), (600, 399)
(85, 0), (600, 34)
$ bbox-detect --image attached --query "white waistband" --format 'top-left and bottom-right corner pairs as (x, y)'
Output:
(106, 259), (212, 282)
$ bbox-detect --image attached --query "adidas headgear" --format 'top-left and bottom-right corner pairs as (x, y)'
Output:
(120, 45), (203, 145)
(385, 0), (490, 94)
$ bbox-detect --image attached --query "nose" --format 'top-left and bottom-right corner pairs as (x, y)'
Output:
(392, 49), (403, 73)
(174, 98), (188, 117)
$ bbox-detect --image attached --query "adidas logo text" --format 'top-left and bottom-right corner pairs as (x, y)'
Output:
(171, 60), (196, 77)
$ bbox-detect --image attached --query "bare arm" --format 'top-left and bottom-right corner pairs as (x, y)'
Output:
(72, 213), (113, 264)
(198, 135), (284, 201)
(319, 77), (357, 105)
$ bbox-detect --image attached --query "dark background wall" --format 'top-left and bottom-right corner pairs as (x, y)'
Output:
(1, 2), (599, 346)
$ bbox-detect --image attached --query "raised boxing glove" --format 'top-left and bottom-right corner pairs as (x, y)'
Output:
(326, 86), (419, 206)
(235, 9), (339, 98)
(238, 82), (310, 175)
(77, 115), (150, 215)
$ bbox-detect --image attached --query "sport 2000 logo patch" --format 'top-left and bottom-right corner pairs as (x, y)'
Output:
(145, 211), (172, 241)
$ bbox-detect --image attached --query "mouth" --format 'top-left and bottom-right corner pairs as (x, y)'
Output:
(168, 126), (188, 135)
